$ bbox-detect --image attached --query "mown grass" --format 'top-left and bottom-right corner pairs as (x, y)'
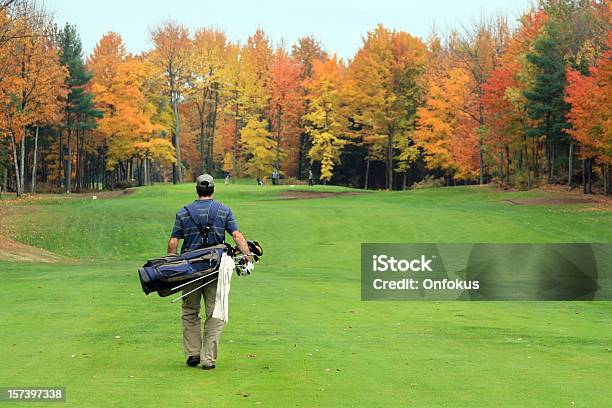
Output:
(0, 183), (611, 407)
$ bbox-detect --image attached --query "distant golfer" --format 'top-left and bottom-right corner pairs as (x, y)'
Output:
(167, 174), (252, 370)
(272, 169), (279, 185)
(308, 170), (314, 187)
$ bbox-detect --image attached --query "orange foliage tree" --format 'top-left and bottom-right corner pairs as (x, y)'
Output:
(415, 67), (480, 180)
(269, 49), (302, 176)
(0, 7), (66, 196)
(90, 33), (173, 183)
(565, 32), (612, 194)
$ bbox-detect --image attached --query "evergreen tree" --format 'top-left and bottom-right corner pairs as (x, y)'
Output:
(523, 23), (570, 183)
(57, 23), (101, 193)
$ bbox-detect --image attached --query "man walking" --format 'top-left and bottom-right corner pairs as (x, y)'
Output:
(308, 169), (314, 187)
(167, 174), (252, 370)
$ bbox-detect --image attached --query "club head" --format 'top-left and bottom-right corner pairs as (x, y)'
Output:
(248, 241), (263, 256)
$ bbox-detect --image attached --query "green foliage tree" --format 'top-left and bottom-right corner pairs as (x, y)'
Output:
(57, 23), (101, 193)
(523, 23), (570, 184)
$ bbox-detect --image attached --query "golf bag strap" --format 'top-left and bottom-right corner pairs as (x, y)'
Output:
(184, 201), (222, 245)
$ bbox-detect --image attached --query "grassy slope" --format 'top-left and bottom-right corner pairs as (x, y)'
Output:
(1, 184), (611, 407)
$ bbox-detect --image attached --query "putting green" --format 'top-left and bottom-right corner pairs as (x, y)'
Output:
(1, 184), (611, 407)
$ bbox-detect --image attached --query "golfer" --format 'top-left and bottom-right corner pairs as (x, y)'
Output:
(167, 174), (252, 370)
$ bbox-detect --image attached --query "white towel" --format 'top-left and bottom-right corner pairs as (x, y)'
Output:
(212, 252), (235, 323)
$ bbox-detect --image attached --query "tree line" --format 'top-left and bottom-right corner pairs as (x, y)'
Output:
(0, 0), (610, 197)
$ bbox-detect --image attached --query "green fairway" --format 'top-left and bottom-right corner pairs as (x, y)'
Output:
(1, 184), (611, 407)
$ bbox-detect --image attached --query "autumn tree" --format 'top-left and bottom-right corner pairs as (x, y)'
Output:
(449, 16), (509, 184)
(292, 35), (327, 178)
(0, 3), (66, 196)
(238, 29), (275, 179)
(189, 27), (227, 174)
(302, 56), (347, 183)
(221, 43), (245, 177)
(347, 25), (428, 189)
(482, 10), (547, 187)
(415, 67), (480, 180)
(149, 20), (191, 183)
(240, 117), (276, 178)
(269, 48), (302, 176)
(90, 33), (174, 186)
(565, 32), (611, 195)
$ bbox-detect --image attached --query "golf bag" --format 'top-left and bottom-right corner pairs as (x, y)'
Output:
(139, 201), (225, 297)
(138, 199), (264, 298)
(138, 244), (228, 297)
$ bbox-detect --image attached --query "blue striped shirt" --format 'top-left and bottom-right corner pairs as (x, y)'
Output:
(171, 199), (239, 252)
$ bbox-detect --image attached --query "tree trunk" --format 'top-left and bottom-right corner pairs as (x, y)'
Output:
(199, 117), (206, 173)
(525, 138), (531, 190)
(602, 163), (608, 196)
(31, 126), (39, 193)
(77, 129), (85, 191)
(402, 172), (407, 190)
(66, 128), (72, 194)
(364, 157), (370, 190)
(10, 134), (22, 196)
(19, 128), (26, 193)
(172, 91), (183, 184)
(582, 159), (587, 194)
(498, 152), (503, 183)
(149, 159), (154, 186)
(207, 90), (219, 172)
(568, 143), (573, 187)
(387, 131), (393, 190)
(198, 89), (208, 174)
(587, 158), (592, 194)
(298, 133), (304, 179)
(533, 141), (537, 180)
(59, 130), (63, 189)
(2, 166), (7, 197)
(74, 128), (81, 191)
(505, 145), (511, 183)
(478, 110), (485, 185)
(550, 144), (555, 183)
(604, 164), (612, 195)
(143, 158), (148, 186)
(232, 96), (239, 180)
(276, 106), (282, 173)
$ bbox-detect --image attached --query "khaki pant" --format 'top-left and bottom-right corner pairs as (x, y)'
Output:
(181, 280), (224, 365)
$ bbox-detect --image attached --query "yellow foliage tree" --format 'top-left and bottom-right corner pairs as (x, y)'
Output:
(240, 117), (277, 177)
(303, 56), (347, 182)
